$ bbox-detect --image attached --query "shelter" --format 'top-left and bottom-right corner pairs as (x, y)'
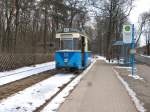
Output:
(112, 40), (130, 65)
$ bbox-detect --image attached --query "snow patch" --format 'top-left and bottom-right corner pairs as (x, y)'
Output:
(105, 59), (124, 64)
(115, 66), (137, 74)
(0, 62), (55, 77)
(127, 67), (137, 72)
(94, 55), (125, 65)
(0, 74), (75, 112)
(0, 61), (55, 86)
(115, 66), (132, 69)
(113, 67), (146, 112)
(41, 58), (97, 112)
(140, 54), (150, 58)
(128, 74), (144, 80)
(41, 75), (82, 112)
(115, 66), (144, 80)
(95, 55), (106, 60)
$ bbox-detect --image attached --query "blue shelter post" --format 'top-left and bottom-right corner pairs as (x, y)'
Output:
(130, 24), (135, 76)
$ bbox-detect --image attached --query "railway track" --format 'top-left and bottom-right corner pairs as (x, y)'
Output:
(0, 62), (55, 86)
(34, 75), (77, 112)
(0, 64), (53, 78)
(0, 69), (57, 100)
(0, 69), (81, 112)
(0, 59), (96, 112)
(0, 66), (82, 99)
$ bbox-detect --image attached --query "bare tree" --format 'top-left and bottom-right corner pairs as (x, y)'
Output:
(138, 12), (150, 55)
(90, 0), (134, 58)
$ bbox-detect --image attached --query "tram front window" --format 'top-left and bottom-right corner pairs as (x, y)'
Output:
(61, 38), (80, 50)
(61, 39), (73, 50)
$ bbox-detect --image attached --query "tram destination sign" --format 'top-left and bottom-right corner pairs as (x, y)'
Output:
(123, 25), (132, 43)
(57, 28), (81, 33)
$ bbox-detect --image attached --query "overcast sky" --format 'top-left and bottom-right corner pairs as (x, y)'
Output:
(129, 0), (150, 25)
(129, 0), (150, 46)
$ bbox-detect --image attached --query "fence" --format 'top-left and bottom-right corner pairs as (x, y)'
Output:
(0, 53), (54, 72)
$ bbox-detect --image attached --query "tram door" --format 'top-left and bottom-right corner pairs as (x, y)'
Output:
(81, 36), (85, 67)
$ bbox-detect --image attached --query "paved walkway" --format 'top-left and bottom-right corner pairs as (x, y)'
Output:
(58, 60), (137, 112)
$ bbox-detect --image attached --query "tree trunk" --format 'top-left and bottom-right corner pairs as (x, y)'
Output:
(14, 0), (19, 53)
(43, 1), (48, 53)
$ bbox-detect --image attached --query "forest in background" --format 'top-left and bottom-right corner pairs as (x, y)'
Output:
(0, 0), (90, 71)
(0, 0), (90, 53)
(1, 0), (150, 71)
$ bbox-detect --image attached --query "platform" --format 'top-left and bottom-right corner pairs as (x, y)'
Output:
(58, 60), (137, 112)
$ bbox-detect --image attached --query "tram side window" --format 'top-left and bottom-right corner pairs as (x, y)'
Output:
(73, 38), (81, 50)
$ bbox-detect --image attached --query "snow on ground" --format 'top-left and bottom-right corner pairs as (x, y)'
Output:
(0, 74), (75, 112)
(115, 66), (134, 72)
(41, 58), (97, 112)
(95, 55), (106, 60)
(128, 74), (144, 80)
(99, 55), (143, 80)
(115, 66), (144, 80)
(105, 59), (124, 64)
(113, 67), (146, 112)
(115, 66), (132, 69)
(0, 61), (55, 86)
(0, 58), (96, 112)
(140, 54), (150, 58)
(95, 55), (125, 64)
(127, 67), (137, 72)
(41, 75), (82, 112)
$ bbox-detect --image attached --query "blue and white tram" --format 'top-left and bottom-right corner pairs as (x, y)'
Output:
(55, 28), (92, 70)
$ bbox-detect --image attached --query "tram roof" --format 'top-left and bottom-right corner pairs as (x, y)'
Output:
(56, 28), (89, 39)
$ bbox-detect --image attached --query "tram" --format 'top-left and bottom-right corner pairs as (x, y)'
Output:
(55, 28), (92, 70)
